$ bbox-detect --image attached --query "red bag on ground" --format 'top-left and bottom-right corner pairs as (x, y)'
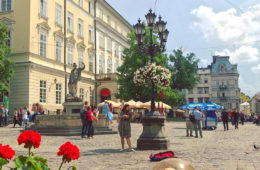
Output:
(149, 151), (175, 161)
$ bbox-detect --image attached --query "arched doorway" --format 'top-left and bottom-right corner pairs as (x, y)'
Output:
(100, 88), (111, 102)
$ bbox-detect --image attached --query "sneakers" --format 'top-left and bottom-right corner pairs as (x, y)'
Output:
(120, 149), (124, 152)
(129, 148), (136, 152)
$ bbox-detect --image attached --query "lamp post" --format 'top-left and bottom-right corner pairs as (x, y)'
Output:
(134, 9), (170, 150)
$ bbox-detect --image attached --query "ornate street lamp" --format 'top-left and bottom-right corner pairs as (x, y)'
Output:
(134, 9), (170, 150)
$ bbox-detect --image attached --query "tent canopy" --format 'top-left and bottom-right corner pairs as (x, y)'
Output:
(181, 102), (224, 111)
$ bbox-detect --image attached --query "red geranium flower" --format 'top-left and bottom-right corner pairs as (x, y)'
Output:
(57, 142), (80, 162)
(0, 144), (15, 161)
(17, 130), (41, 149)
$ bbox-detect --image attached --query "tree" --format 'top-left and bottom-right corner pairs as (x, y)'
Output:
(156, 87), (185, 108)
(239, 92), (250, 103)
(0, 22), (14, 93)
(115, 28), (168, 102)
(168, 48), (199, 90)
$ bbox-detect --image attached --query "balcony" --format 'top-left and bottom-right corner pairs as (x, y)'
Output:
(96, 73), (118, 81)
(219, 96), (227, 101)
(219, 85), (227, 89)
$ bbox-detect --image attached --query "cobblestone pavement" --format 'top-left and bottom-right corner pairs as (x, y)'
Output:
(0, 122), (259, 170)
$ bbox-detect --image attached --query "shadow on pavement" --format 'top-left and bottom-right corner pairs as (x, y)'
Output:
(88, 148), (123, 155)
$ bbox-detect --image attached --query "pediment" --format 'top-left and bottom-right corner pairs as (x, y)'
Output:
(77, 41), (86, 49)
(66, 36), (76, 45)
(0, 17), (15, 30)
(54, 30), (64, 39)
(37, 22), (51, 32)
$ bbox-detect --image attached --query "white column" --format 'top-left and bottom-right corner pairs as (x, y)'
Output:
(96, 32), (100, 74)
(104, 36), (107, 73)
(111, 41), (115, 73)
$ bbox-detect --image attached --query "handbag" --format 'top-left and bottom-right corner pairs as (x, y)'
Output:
(189, 114), (195, 123)
(150, 151), (175, 161)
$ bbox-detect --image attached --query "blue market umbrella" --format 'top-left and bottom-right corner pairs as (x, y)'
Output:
(206, 102), (224, 110)
(181, 103), (208, 111)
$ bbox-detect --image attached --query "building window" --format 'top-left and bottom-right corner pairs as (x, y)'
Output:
(99, 54), (104, 74)
(39, 32), (47, 57)
(6, 31), (11, 48)
(56, 83), (61, 104)
(204, 87), (209, 94)
(99, 33), (104, 48)
(114, 43), (119, 56)
(107, 57), (112, 73)
(1, 0), (11, 12)
(197, 87), (203, 94)
(78, 0), (83, 7)
(114, 60), (119, 72)
(107, 37), (111, 52)
(67, 45), (74, 66)
(114, 21), (117, 30)
(40, 80), (47, 103)
(88, 1), (92, 15)
(39, 0), (47, 17)
(78, 49), (84, 67)
(121, 27), (124, 34)
(89, 54), (93, 72)
(98, 8), (103, 19)
(198, 97), (203, 103)
(204, 97), (210, 103)
(222, 93), (225, 97)
(107, 15), (111, 25)
(55, 40), (62, 62)
(204, 78), (208, 83)
(55, 3), (62, 26)
(188, 89), (193, 94)
(188, 98), (194, 103)
(80, 88), (84, 101)
(78, 18), (84, 37)
(88, 26), (93, 43)
(68, 12), (74, 32)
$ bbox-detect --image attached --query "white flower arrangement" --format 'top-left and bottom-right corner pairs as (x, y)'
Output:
(133, 63), (171, 88)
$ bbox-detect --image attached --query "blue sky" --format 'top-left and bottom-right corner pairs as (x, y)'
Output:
(106, 0), (260, 97)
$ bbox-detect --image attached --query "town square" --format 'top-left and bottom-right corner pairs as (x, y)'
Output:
(0, 0), (260, 169)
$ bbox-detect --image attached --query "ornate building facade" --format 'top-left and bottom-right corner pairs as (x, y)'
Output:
(250, 93), (260, 114)
(0, 0), (132, 113)
(185, 56), (240, 110)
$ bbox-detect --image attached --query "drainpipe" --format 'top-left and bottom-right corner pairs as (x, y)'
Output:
(64, 0), (67, 100)
(94, 0), (98, 105)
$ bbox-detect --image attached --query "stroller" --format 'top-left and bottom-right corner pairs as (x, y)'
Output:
(205, 110), (217, 130)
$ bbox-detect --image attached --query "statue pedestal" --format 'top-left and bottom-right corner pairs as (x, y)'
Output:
(63, 102), (84, 114)
(137, 114), (169, 150)
(25, 114), (118, 136)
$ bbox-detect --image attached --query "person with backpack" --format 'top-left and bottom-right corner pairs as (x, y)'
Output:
(193, 107), (203, 138)
(80, 106), (88, 138)
(184, 108), (193, 137)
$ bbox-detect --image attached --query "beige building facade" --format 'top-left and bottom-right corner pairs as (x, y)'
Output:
(250, 93), (260, 114)
(0, 0), (131, 113)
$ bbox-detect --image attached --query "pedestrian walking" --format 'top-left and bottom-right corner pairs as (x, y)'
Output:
(80, 105), (88, 138)
(221, 108), (229, 131)
(13, 108), (20, 128)
(0, 105), (4, 127)
(118, 104), (136, 151)
(193, 107), (203, 138)
(86, 106), (98, 138)
(233, 108), (239, 129)
(22, 106), (29, 128)
(184, 108), (193, 137)
(4, 105), (9, 126)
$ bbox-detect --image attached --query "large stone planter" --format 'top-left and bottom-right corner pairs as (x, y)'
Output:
(137, 115), (169, 150)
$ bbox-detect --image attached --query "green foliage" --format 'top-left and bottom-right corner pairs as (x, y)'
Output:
(0, 22), (14, 93)
(156, 87), (185, 107)
(239, 92), (250, 103)
(13, 154), (50, 170)
(115, 27), (168, 102)
(0, 157), (7, 169)
(168, 48), (199, 90)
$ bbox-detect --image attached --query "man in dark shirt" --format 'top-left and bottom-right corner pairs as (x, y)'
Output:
(221, 108), (229, 131)
(233, 108), (240, 129)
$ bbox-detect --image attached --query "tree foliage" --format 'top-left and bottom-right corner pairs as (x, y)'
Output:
(115, 28), (168, 102)
(168, 49), (199, 90)
(239, 92), (250, 103)
(0, 22), (14, 93)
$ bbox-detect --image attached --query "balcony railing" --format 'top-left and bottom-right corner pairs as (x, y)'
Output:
(96, 73), (118, 81)
(219, 85), (227, 89)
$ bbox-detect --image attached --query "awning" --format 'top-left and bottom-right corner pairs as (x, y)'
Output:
(100, 89), (111, 96)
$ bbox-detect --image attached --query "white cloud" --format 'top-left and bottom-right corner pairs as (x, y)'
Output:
(215, 46), (259, 64)
(252, 64), (260, 73)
